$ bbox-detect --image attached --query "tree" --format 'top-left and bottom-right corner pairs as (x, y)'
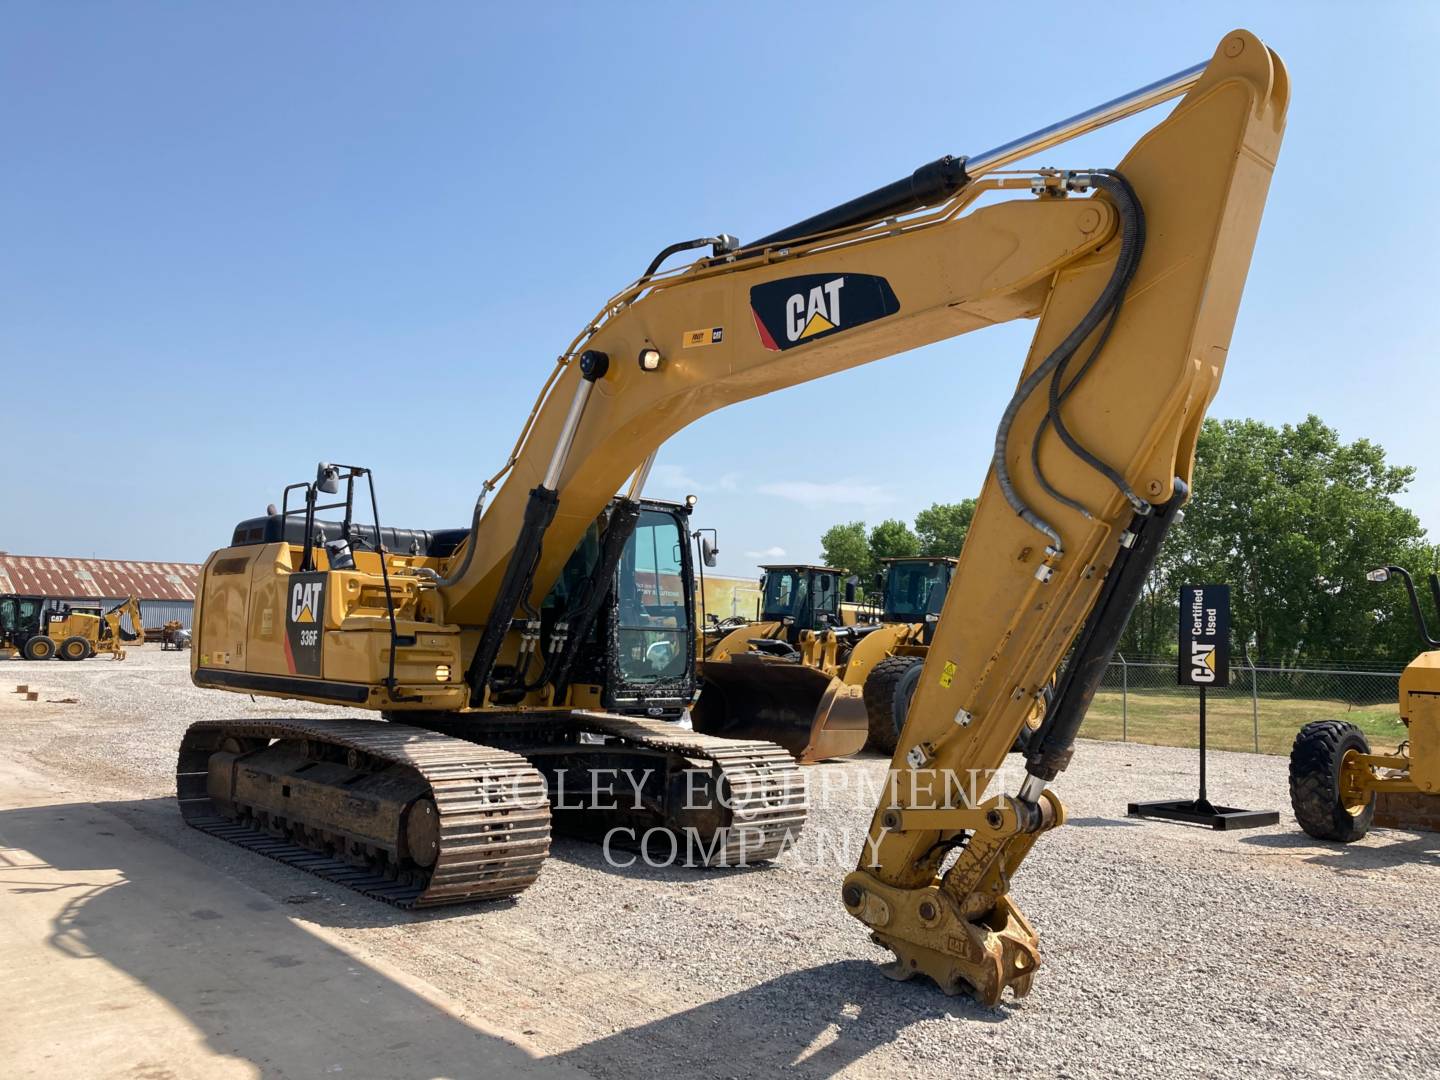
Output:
(819, 521), (870, 578)
(868, 519), (920, 574)
(1136, 416), (1433, 663)
(915, 500), (976, 557)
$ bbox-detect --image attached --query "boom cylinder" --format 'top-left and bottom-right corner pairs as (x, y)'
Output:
(750, 59), (1204, 250)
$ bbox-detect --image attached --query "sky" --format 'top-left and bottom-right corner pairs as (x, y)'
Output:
(4, 2), (1438, 578)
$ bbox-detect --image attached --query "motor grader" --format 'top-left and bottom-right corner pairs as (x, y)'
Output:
(1290, 565), (1440, 840)
(180, 29), (1286, 1004)
(0, 593), (143, 660)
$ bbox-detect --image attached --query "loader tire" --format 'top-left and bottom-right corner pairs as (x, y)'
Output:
(59, 636), (90, 661)
(888, 658), (1033, 756)
(1289, 720), (1374, 843)
(864, 655), (921, 753)
(23, 635), (56, 661)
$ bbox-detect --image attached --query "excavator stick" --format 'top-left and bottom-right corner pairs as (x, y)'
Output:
(693, 657), (867, 763)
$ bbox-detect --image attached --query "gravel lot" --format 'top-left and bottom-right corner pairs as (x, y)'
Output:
(3, 648), (1438, 1079)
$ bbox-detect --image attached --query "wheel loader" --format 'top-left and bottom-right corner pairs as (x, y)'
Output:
(0, 593), (143, 660)
(1290, 565), (1440, 840)
(693, 556), (956, 759)
(179, 29), (1286, 1004)
(694, 563), (873, 762)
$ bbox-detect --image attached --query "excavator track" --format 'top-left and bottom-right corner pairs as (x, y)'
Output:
(401, 709), (808, 865)
(568, 711), (808, 863)
(177, 717), (551, 908)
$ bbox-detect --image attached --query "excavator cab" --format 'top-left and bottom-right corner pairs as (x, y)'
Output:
(547, 499), (698, 719)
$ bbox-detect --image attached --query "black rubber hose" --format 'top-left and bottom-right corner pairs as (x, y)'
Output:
(1033, 171), (1149, 515)
(991, 170), (1143, 554)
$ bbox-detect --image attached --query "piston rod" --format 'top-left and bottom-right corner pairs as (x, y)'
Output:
(964, 61), (1206, 178)
(752, 59), (1205, 249)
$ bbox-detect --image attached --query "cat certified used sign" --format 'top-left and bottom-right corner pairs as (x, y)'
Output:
(750, 273), (900, 351)
(1177, 583), (1229, 688)
(285, 571), (326, 676)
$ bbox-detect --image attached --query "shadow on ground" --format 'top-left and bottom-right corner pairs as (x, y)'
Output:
(0, 799), (571, 1079)
(1241, 828), (1440, 869)
(2, 796), (977, 1079)
(555, 959), (995, 1079)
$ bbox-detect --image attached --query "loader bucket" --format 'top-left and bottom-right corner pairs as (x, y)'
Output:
(694, 654), (869, 764)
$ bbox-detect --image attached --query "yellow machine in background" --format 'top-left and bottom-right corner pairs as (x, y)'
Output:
(181, 30), (1286, 1004)
(0, 594), (143, 660)
(694, 556), (957, 759)
(696, 563), (871, 763)
(1291, 565), (1440, 838)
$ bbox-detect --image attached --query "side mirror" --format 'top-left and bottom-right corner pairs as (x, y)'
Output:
(700, 536), (718, 568)
(873, 571), (884, 590)
(316, 462), (341, 495)
(844, 580), (856, 604)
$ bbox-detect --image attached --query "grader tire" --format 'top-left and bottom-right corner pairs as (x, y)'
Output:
(59, 636), (90, 661)
(1289, 720), (1374, 843)
(23, 635), (56, 661)
(863, 655), (921, 754)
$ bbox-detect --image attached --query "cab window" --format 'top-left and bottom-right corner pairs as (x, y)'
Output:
(614, 509), (689, 684)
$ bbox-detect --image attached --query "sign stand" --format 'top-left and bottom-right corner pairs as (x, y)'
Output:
(1128, 584), (1278, 831)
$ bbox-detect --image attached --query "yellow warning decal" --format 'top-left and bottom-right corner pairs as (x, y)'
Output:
(683, 327), (724, 348)
(939, 660), (957, 688)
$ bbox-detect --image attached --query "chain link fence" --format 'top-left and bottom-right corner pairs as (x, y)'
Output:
(1080, 655), (1407, 756)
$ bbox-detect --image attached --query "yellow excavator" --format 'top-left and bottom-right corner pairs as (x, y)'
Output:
(180, 29), (1286, 1004)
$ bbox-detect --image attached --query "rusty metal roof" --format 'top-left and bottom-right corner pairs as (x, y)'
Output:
(0, 554), (200, 601)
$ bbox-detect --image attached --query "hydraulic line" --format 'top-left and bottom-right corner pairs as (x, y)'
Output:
(1032, 171), (1150, 516)
(991, 171), (1144, 554)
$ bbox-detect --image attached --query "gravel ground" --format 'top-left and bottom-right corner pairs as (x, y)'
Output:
(3, 648), (1439, 1079)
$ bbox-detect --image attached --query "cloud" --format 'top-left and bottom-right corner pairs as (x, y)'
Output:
(755, 479), (898, 508)
(744, 545), (787, 559)
(645, 464), (742, 496)
(645, 463), (707, 493)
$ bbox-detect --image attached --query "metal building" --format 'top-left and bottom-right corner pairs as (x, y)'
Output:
(0, 554), (201, 630)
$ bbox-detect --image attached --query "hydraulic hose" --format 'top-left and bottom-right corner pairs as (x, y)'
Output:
(436, 485), (492, 588)
(991, 170), (1145, 553)
(1033, 171), (1149, 516)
